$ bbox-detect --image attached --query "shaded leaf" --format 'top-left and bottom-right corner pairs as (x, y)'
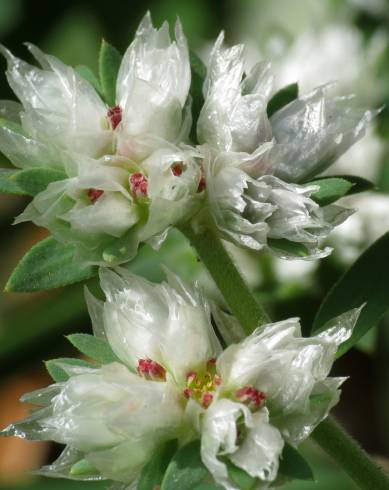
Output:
(267, 83), (298, 118)
(75, 65), (102, 94)
(99, 39), (122, 106)
(5, 236), (97, 292)
(138, 440), (178, 490)
(268, 238), (309, 257)
(308, 177), (354, 206)
(45, 357), (95, 383)
(67, 333), (119, 364)
(161, 440), (209, 490)
(226, 461), (257, 490)
(12, 167), (66, 196)
(312, 232), (389, 357)
(279, 443), (314, 481)
(189, 50), (206, 143)
(0, 168), (26, 195)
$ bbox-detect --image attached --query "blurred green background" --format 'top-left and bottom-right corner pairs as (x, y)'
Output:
(1, 0), (389, 489)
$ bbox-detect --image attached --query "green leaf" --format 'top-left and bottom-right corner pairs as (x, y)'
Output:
(45, 357), (95, 382)
(67, 333), (119, 364)
(5, 236), (97, 292)
(312, 232), (389, 357)
(307, 177), (354, 206)
(189, 50), (206, 143)
(12, 167), (66, 196)
(279, 443), (314, 481)
(98, 39), (122, 106)
(75, 65), (102, 94)
(268, 238), (309, 257)
(267, 83), (299, 118)
(0, 168), (26, 195)
(226, 461), (257, 490)
(138, 440), (178, 490)
(307, 175), (374, 206)
(161, 440), (210, 490)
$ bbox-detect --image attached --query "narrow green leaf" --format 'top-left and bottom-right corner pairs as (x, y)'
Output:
(5, 236), (97, 292)
(267, 83), (298, 118)
(161, 440), (210, 490)
(11, 167), (66, 196)
(0, 168), (26, 195)
(189, 50), (206, 143)
(75, 65), (102, 94)
(314, 174), (375, 194)
(138, 440), (178, 490)
(67, 333), (119, 364)
(98, 39), (122, 106)
(278, 443), (314, 481)
(307, 177), (354, 206)
(312, 232), (389, 357)
(45, 357), (95, 383)
(268, 238), (309, 257)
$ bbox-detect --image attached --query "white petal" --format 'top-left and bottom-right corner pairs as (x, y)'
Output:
(0, 99), (22, 122)
(84, 287), (106, 339)
(201, 399), (253, 490)
(229, 409), (284, 482)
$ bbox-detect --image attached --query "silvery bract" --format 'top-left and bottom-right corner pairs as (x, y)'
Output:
(0, 13), (202, 265)
(3, 269), (361, 489)
(195, 33), (374, 258)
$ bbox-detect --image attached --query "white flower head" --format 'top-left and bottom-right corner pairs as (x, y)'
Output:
(0, 12), (204, 266)
(194, 34), (374, 259)
(3, 269), (361, 488)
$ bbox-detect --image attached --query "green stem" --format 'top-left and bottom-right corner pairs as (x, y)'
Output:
(184, 225), (389, 489)
(181, 225), (269, 335)
(312, 417), (389, 490)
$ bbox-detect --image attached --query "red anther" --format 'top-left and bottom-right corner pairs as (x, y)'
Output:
(107, 105), (122, 130)
(214, 375), (222, 386)
(87, 188), (104, 203)
(171, 162), (184, 176)
(236, 386), (266, 409)
(202, 392), (214, 408)
(137, 358), (166, 381)
(183, 388), (193, 399)
(207, 358), (216, 367)
(130, 172), (148, 199)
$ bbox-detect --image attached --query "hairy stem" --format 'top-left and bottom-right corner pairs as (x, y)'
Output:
(312, 417), (389, 489)
(181, 225), (269, 335)
(184, 225), (389, 489)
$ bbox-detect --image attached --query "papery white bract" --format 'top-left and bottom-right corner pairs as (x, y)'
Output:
(3, 269), (361, 489)
(193, 33), (374, 259)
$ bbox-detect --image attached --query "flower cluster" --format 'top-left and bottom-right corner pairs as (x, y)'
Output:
(0, 13), (373, 265)
(3, 269), (361, 489)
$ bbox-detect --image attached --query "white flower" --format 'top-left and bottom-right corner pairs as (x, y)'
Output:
(0, 12), (191, 167)
(3, 269), (361, 488)
(193, 34), (373, 258)
(0, 13), (202, 266)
